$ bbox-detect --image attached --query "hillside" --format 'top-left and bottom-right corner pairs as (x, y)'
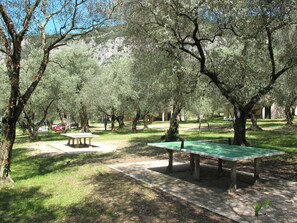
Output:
(79, 25), (131, 65)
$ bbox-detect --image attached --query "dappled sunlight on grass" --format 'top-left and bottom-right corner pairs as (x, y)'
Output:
(0, 186), (58, 222)
(59, 170), (228, 223)
(181, 130), (233, 142)
(247, 130), (297, 153)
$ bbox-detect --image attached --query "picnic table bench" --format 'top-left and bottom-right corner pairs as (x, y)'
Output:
(148, 140), (285, 191)
(61, 133), (95, 147)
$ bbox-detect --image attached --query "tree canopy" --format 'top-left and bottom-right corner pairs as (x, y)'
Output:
(121, 0), (297, 144)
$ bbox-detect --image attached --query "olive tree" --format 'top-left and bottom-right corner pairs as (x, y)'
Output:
(0, 0), (114, 182)
(124, 15), (200, 140)
(122, 0), (297, 145)
(185, 77), (227, 129)
(128, 41), (175, 133)
(85, 56), (136, 131)
(51, 44), (100, 132)
(17, 50), (70, 140)
(272, 69), (297, 125)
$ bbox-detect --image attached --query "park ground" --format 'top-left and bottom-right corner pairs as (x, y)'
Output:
(0, 118), (296, 222)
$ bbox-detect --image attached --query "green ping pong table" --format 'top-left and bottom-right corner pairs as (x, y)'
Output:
(148, 140), (285, 191)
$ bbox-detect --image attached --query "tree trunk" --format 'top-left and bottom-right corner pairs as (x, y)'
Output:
(0, 115), (17, 182)
(64, 113), (71, 132)
(284, 97), (297, 126)
(284, 105), (293, 126)
(248, 111), (263, 131)
(111, 112), (116, 131)
(29, 129), (40, 141)
(132, 109), (141, 132)
(103, 114), (108, 131)
(146, 115), (153, 124)
(143, 113), (149, 129)
(233, 107), (249, 146)
(164, 102), (182, 142)
(80, 104), (89, 132)
(58, 110), (65, 124)
(116, 115), (125, 128)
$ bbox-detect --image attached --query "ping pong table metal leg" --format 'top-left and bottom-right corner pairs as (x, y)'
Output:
(228, 161), (237, 192)
(190, 154), (194, 171)
(166, 149), (173, 172)
(218, 159), (223, 176)
(254, 158), (261, 182)
(193, 154), (200, 180)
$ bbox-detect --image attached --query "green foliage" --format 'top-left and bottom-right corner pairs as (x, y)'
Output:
(121, 0), (297, 145)
(185, 76), (227, 118)
(254, 202), (262, 218)
(269, 70), (297, 124)
(47, 43), (101, 121)
(253, 199), (270, 218)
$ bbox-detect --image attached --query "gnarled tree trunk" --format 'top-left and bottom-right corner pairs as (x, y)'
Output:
(103, 113), (108, 131)
(143, 112), (150, 129)
(110, 110), (116, 131)
(248, 111), (263, 131)
(284, 97), (297, 126)
(164, 102), (182, 142)
(233, 107), (250, 146)
(132, 109), (141, 132)
(80, 104), (90, 132)
(0, 113), (18, 182)
(284, 106), (294, 126)
(116, 115), (125, 128)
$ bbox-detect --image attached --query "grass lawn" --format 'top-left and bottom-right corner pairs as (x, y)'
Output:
(0, 118), (296, 222)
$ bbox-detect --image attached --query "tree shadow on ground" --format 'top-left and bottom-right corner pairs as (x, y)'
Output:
(150, 163), (254, 192)
(61, 171), (234, 223)
(12, 147), (121, 182)
(0, 186), (57, 223)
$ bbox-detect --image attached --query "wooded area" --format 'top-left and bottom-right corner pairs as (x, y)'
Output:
(0, 0), (297, 184)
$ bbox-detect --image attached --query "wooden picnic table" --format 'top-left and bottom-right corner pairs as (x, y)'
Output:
(61, 133), (95, 147)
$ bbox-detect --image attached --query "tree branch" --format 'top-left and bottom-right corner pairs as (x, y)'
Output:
(266, 27), (276, 76)
(37, 99), (55, 127)
(19, 0), (42, 38)
(0, 4), (17, 38)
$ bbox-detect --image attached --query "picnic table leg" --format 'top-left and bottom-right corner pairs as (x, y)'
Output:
(254, 158), (261, 182)
(166, 149), (173, 172)
(67, 138), (70, 145)
(193, 154), (200, 180)
(190, 154), (194, 171)
(84, 138), (86, 145)
(228, 161), (237, 192)
(71, 138), (74, 146)
(76, 139), (80, 147)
